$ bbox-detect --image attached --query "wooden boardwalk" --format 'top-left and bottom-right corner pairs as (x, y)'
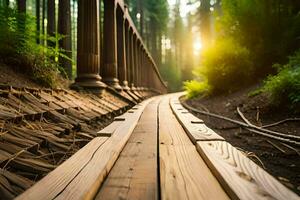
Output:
(17, 93), (299, 200)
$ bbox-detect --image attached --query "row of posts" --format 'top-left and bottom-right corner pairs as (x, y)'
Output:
(72, 0), (167, 95)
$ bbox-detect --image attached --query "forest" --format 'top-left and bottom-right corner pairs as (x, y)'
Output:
(0, 0), (300, 198)
(0, 0), (299, 109)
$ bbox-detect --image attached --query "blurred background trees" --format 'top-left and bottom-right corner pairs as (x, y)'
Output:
(0, 0), (299, 102)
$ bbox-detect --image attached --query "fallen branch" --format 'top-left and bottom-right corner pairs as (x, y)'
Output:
(237, 107), (300, 141)
(262, 118), (300, 128)
(280, 142), (300, 156)
(266, 140), (286, 154)
(244, 128), (300, 145)
(181, 102), (300, 146)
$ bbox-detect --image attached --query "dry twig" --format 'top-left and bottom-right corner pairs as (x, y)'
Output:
(262, 118), (300, 128)
(266, 140), (286, 154)
(181, 102), (300, 146)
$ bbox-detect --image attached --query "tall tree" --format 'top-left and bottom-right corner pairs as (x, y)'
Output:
(17, 0), (26, 13)
(17, 0), (26, 37)
(58, 0), (72, 79)
(146, 0), (168, 66)
(36, 0), (40, 44)
(47, 0), (56, 47)
(199, 0), (211, 47)
(42, 0), (45, 44)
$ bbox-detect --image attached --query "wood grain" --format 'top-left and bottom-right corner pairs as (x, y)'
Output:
(16, 137), (109, 200)
(170, 95), (224, 143)
(159, 96), (229, 200)
(95, 99), (160, 200)
(196, 140), (300, 200)
(54, 98), (153, 200)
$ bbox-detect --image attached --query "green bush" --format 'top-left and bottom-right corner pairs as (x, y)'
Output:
(183, 80), (210, 99)
(195, 38), (254, 94)
(261, 50), (300, 110)
(0, 6), (68, 88)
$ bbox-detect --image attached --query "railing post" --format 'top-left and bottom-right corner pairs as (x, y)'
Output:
(116, 6), (130, 90)
(138, 44), (143, 89)
(72, 0), (106, 90)
(102, 0), (122, 90)
(127, 27), (132, 87)
(132, 34), (138, 89)
(136, 40), (141, 89)
(146, 55), (151, 90)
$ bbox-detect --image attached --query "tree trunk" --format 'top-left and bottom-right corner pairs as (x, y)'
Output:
(199, 0), (211, 47)
(58, 0), (72, 79)
(4, 0), (9, 7)
(17, 0), (26, 13)
(47, 0), (56, 47)
(137, 0), (144, 38)
(42, 0), (45, 39)
(36, 0), (40, 44)
(17, 0), (26, 41)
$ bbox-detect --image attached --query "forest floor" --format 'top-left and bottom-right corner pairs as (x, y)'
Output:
(0, 62), (70, 89)
(184, 84), (300, 195)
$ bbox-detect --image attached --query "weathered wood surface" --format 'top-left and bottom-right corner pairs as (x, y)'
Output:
(95, 99), (160, 200)
(170, 94), (224, 143)
(196, 141), (300, 200)
(0, 85), (137, 198)
(17, 98), (153, 200)
(16, 137), (108, 200)
(159, 96), (229, 200)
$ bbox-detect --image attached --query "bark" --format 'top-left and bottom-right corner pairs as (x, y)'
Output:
(58, 0), (72, 79)
(47, 0), (56, 47)
(17, 0), (26, 13)
(42, 0), (45, 41)
(36, 0), (40, 44)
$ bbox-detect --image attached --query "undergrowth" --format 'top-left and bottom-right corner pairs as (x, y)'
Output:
(185, 38), (254, 98)
(183, 80), (210, 99)
(0, 6), (69, 88)
(259, 50), (300, 111)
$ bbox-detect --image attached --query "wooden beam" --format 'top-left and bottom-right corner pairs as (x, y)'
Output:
(102, 0), (122, 90)
(72, 0), (106, 90)
(159, 96), (229, 200)
(95, 99), (160, 200)
(196, 140), (299, 200)
(170, 95), (224, 143)
(17, 98), (153, 200)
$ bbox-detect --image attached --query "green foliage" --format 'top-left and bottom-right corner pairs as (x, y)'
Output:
(218, 0), (300, 72)
(261, 51), (300, 110)
(195, 38), (253, 94)
(183, 80), (210, 99)
(0, 6), (68, 88)
(160, 60), (182, 92)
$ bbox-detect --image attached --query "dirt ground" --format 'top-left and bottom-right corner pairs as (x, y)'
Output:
(0, 62), (70, 89)
(184, 84), (300, 195)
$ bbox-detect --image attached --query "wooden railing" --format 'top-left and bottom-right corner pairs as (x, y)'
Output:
(72, 0), (167, 94)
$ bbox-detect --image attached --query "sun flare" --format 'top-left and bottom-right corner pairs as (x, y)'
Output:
(193, 39), (203, 55)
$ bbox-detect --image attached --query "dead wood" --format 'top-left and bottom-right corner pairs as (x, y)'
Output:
(181, 102), (300, 146)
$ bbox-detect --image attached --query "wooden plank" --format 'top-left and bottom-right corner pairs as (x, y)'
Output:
(159, 97), (229, 200)
(17, 98), (153, 200)
(53, 98), (152, 200)
(95, 99), (159, 200)
(96, 121), (124, 137)
(16, 137), (109, 200)
(196, 140), (299, 200)
(170, 95), (224, 143)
